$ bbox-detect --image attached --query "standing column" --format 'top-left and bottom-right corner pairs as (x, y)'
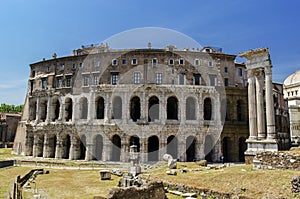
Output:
(46, 97), (52, 124)
(265, 66), (276, 140)
(88, 92), (95, 122)
(104, 93), (110, 123)
(58, 99), (64, 122)
(256, 71), (266, 139)
(72, 99), (77, 124)
(43, 134), (49, 158)
(140, 138), (147, 163)
(35, 98), (40, 124)
(55, 134), (62, 159)
(248, 70), (257, 140)
(32, 134), (39, 157)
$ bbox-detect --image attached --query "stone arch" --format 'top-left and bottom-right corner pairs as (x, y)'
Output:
(51, 98), (60, 121)
(204, 135), (214, 162)
(129, 135), (140, 152)
(79, 97), (88, 119)
(204, 97), (212, 120)
(65, 97), (73, 122)
(237, 99), (245, 121)
(95, 96), (105, 119)
(29, 99), (37, 121)
(94, 134), (103, 160)
(62, 134), (71, 159)
(167, 135), (178, 159)
(148, 96), (159, 122)
(130, 96), (141, 122)
(111, 134), (121, 161)
(239, 137), (247, 162)
(48, 134), (57, 158)
(40, 99), (48, 122)
(36, 134), (44, 157)
(112, 96), (122, 119)
(186, 97), (196, 120)
(79, 134), (86, 160)
(148, 135), (159, 161)
(186, 136), (196, 162)
(222, 136), (232, 162)
(167, 96), (178, 120)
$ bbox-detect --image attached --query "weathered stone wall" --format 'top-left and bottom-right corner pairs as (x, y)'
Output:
(107, 181), (166, 199)
(253, 151), (300, 170)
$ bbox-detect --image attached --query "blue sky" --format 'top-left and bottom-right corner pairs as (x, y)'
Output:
(0, 0), (300, 105)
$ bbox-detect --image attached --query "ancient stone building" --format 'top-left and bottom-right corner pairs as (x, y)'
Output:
(13, 43), (251, 162)
(284, 70), (300, 146)
(0, 113), (21, 147)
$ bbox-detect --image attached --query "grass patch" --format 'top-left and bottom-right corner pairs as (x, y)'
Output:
(0, 148), (16, 160)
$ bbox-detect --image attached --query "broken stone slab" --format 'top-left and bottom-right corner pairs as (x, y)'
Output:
(163, 154), (173, 161)
(168, 159), (177, 169)
(100, 169), (111, 180)
(166, 169), (177, 175)
(168, 190), (182, 196)
(180, 168), (188, 173)
(181, 193), (197, 197)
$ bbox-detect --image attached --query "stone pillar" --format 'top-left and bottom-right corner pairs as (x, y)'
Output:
(88, 92), (95, 122)
(104, 93), (110, 123)
(43, 134), (49, 158)
(265, 66), (276, 140)
(102, 138), (110, 161)
(72, 99), (77, 124)
(58, 99), (64, 122)
(55, 134), (62, 159)
(161, 92), (166, 124)
(32, 134), (39, 157)
(140, 138), (147, 163)
(69, 135), (79, 160)
(46, 97), (52, 124)
(120, 139), (128, 162)
(248, 70), (257, 140)
(35, 97), (40, 124)
(178, 139), (186, 162)
(85, 143), (93, 161)
(159, 139), (167, 161)
(255, 71), (266, 139)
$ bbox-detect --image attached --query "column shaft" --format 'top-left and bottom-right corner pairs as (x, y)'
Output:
(265, 66), (276, 140)
(256, 73), (266, 139)
(248, 72), (257, 140)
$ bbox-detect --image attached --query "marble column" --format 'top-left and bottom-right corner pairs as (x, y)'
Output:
(248, 70), (257, 140)
(265, 66), (276, 140)
(255, 71), (266, 139)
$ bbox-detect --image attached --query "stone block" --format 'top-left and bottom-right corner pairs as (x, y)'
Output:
(100, 170), (111, 180)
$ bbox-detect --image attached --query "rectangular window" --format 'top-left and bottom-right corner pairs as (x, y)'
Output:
(152, 58), (157, 67)
(179, 74), (185, 85)
(42, 78), (47, 89)
(131, 59), (138, 65)
(56, 78), (62, 88)
(111, 74), (119, 85)
(83, 76), (89, 86)
(72, 63), (76, 69)
(122, 59), (127, 65)
(79, 63), (83, 68)
(238, 68), (243, 76)
(224, 67), (228, 73)
(208, 61), (213, 67)
(195, 59), (199, 66)
(156, 73), (162, 84)
(47, 66), (51, 72)
(112, 59), (118, 66)
(179, 58), (184, 65)
(224, 78), (229, 86)
(169, 59), (174, 65)
(95, 61), (100, 67)
(134, 72), (141, 84)
(93, 75), (99, 85)
(66, 76), (72, 87)
(60, 64), (65, 71)
(209, 75), (216, 86)
(194, 74), (201, 85)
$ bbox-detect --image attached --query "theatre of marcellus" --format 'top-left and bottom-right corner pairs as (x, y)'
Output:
(12, 43), (290, 163)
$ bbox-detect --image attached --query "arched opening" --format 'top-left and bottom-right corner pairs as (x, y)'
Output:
(94, 135), (103, 160)
(239, 137), (247, 162)
(111, 135), (121, 161)
(65, 98), (73, 122)
(26, 134), (34, 156)
(112, 96), (122, 119)
(237, 100), (244, 121)
(96, 97), (105, 119)
(204, 135), (214, 162)
(79, 135), (86, 160)
(79, 97), (88, 119)
(167, 135), (178, 159)
(148, 136), (159, 161)
(52, 98), (60, 121)
(36, 134), (44, 157)
(222, 137), (232, 162)
(148, 96), (159, 122)
(186, 97), (196, 120)
(204, 98), (212, 120)
(29, 100), (37, 121)
(186, 136), (196, 162)
(62, 135), (71, 159)
(167, 96), (178, 120)
(129, 136), (140, 152)
(40, 99), (47, 122)
(48, 135), (57, 158)
(130, 96), (141, 122)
